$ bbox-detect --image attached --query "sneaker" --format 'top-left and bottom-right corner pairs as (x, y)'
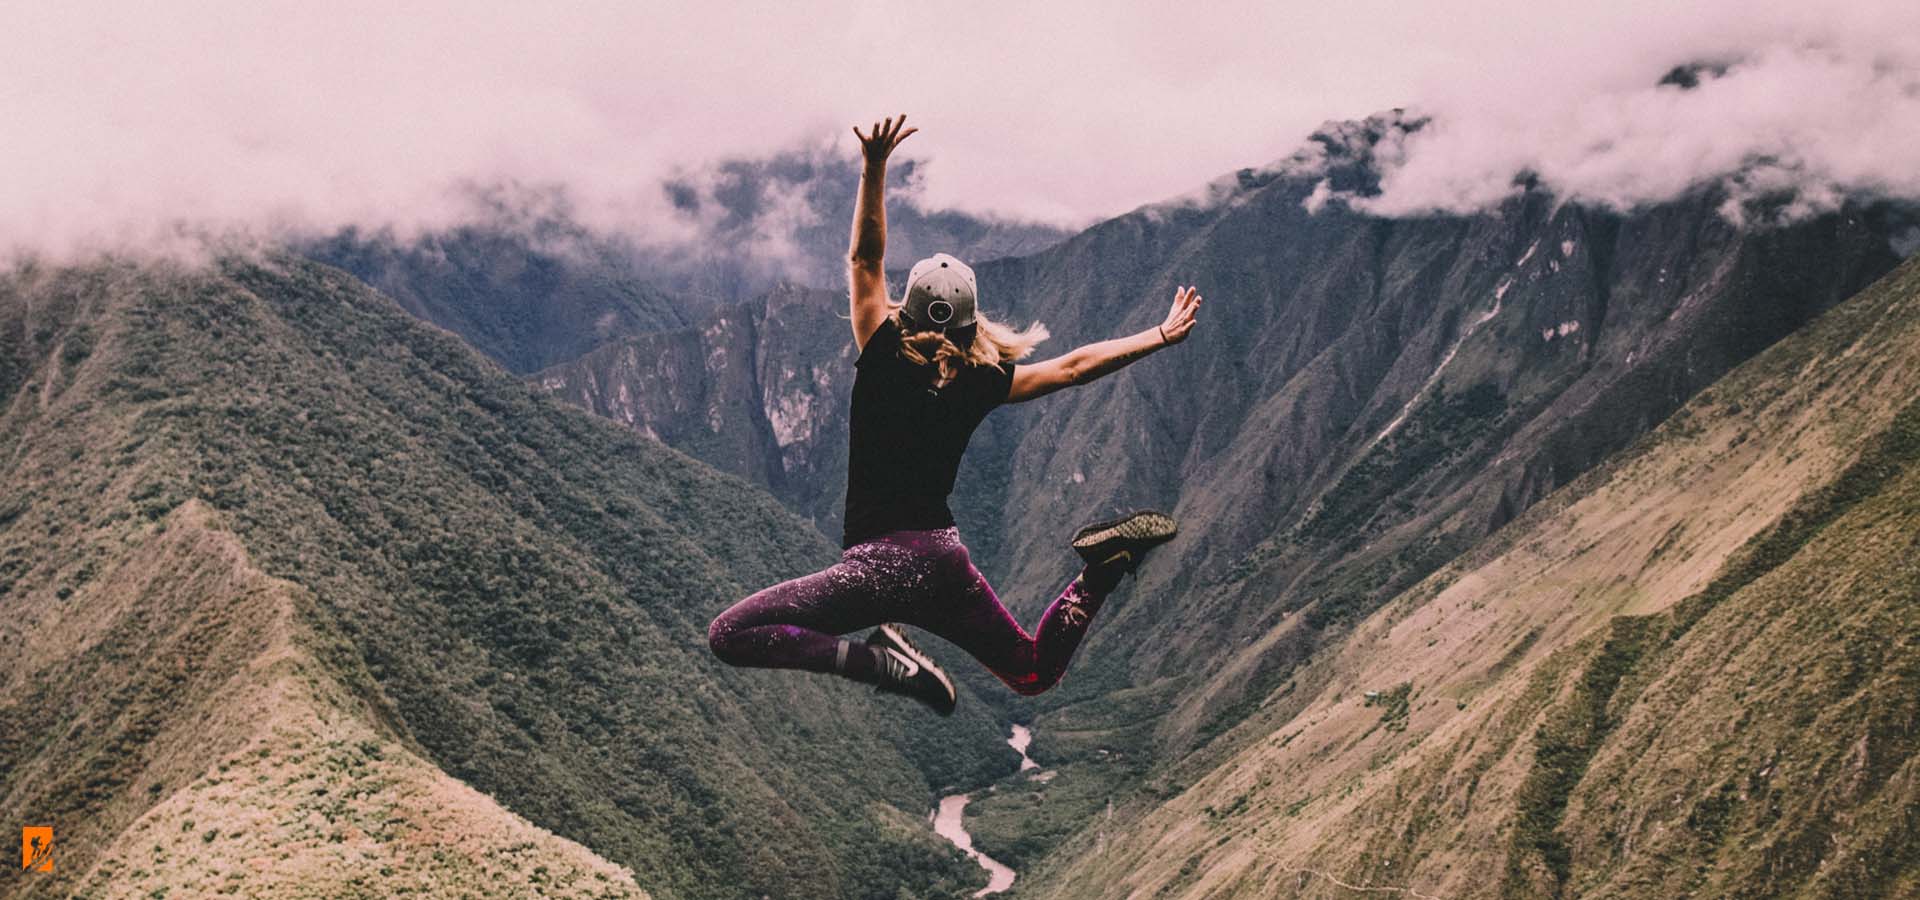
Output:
(867, 624), (957, 717)
(1071, 510), (1178, 574)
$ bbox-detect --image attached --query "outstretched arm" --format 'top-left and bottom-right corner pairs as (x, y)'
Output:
(1007, 285), (1202, 403)
(849, 114), (917, 350)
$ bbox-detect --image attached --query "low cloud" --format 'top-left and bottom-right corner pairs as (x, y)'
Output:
(1355, 43), (1920, 221)
(3, 1), (1916, 262)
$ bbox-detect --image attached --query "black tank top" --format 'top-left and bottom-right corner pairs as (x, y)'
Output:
(842, 317), (1015, 548)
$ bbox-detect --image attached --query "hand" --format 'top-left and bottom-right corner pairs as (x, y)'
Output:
(1159, 285), (1201, 345)
(853, 114), (917, 169)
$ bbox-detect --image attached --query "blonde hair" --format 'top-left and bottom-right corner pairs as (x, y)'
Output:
(895, 306), (1050, 386)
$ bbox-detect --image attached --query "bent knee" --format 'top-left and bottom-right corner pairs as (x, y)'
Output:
(707, 613), (744, 664)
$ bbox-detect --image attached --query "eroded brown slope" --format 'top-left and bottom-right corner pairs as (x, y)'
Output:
(1022, 256), (1920, 898)
(0, 499), (646, 900)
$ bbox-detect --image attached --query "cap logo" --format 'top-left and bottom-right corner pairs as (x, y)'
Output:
(926, 300), (954, 324)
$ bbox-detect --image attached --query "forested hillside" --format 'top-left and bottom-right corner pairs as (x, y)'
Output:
(0, 257), (1014, 900)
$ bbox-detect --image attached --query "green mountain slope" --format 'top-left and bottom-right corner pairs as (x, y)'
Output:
(0, 257), (1010, 900)
(1022, 255), (1920, 898)
(305, 224), (693, 374)
(5, 498), (647, 900)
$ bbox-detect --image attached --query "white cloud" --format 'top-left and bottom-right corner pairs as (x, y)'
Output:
(1355, 43), (1920, 219)
(1, 1), (1916, 259)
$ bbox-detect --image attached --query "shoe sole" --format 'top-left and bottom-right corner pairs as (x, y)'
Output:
(1072, 511), (1178, 559)
(872, 624), (956, 716)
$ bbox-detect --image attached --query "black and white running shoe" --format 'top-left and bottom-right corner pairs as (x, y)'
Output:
(867, 624), (957, 717)
(1071, 510), (1178, 574)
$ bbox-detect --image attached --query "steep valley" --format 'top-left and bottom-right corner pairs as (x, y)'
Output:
(533, 119), (1906, 742)
(526, 120), (1916, 897)
(2, 122), (1915, 899)
(1025, 252), (1920, 899)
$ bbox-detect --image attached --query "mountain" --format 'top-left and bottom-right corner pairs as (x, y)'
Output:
(971, 114), (1901, 725)
(307, 146), (1070, 376)
(1022, 251), (1920, 899)
(303, 221), (692, 375)
(531, 284), (859, 542)
(647, 144), (1071, 304)
(0, 256), (1013, 900)
(523, 115), (1911, 892)
(2, 498), (648, 900)
(530, 115), (1905, 717)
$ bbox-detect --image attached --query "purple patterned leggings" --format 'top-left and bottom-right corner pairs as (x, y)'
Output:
(707, 527), (1113, 696)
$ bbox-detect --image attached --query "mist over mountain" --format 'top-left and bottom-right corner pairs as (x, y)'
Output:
(303, 147), (1066, 374)
(647, 143), (1070, 303)
(303, 214), (693, 375)
(14, 4), (1917, 261)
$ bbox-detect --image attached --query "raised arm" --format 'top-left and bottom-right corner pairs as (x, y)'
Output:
(848, 114), (917, 350)
(1007, 285), (1202, 403)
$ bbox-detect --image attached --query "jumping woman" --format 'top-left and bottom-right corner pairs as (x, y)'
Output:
(707, 114), (1202, 715)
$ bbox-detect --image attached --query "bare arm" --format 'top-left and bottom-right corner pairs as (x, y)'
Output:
(1008, 285), (1202, 403)
(848, 114), (916, 350)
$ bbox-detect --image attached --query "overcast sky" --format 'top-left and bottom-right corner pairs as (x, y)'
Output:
(4, 1), (1917, 256)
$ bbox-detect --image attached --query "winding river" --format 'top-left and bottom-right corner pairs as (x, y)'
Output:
(931, 724), (1038, 897)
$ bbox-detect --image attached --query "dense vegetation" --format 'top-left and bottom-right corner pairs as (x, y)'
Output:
(305, 225), (693, 374)
(0, 257), (1014, 899)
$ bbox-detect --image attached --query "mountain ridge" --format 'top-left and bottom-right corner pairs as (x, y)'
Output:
(307, 147), (1071, 376)
(522, 132), (1911, 894)
(0, 256), (1007, 900)
(1020, 254), (1920, 898)
(530, 148), (1905, 727)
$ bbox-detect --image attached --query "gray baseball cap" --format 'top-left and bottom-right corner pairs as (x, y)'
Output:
(900, 253), (977, 331)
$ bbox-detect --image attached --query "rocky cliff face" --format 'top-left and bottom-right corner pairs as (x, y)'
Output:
(533, 284), (860, 540)
(978, 153), (1902, 750)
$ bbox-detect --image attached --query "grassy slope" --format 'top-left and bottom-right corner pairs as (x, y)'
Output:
(0, 257), (1006, 900)
(304, 227), (695, 375)
(1012, 258), (1920, 897)
(951, 193), (1895, 876)
(42, 500), (644, 899)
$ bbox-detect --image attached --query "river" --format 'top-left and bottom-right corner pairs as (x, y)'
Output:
(931, 723), (1038, 897)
